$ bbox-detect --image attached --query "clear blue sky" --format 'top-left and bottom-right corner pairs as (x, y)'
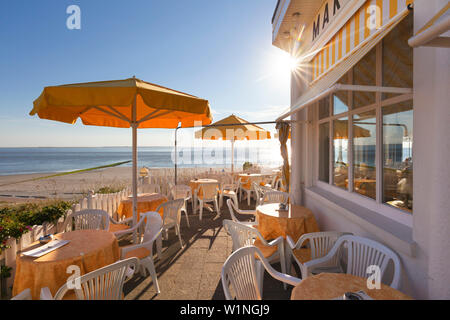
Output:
(0, 0), (291, 147)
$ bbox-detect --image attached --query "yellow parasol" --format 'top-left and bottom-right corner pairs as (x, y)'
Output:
(30, 77), (212, 231)
(194, 114), (271, 172)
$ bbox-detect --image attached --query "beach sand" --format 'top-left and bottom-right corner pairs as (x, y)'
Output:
(0, 167), (134, 204)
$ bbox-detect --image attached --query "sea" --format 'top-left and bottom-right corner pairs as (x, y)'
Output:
(0, 147), (284, 176)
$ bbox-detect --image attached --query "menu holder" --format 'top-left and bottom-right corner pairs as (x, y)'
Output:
(22, 239), (70, 258)
(332, 290), (374, 300)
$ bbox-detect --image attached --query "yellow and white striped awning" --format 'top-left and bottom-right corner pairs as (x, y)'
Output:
(277, 0), (413, 121)
(310, 0), (413, 84)
(408, 1), (450, 48)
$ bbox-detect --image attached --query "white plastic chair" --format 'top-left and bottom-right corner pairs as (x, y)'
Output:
(138, 183), (161, 194)
(120, 212), (163, 294)
(221, 246), (301, 300)
(157, 199), (185, 248)
(286, 231), (352, 278)
(303, 235), (402, 289)
(169, 184), (192, 228)
(222, 219), (287, 290)
(253, 182), (274, 207)
(226, 199), (258, 228)
(261, 191), (289, 205)
(11, 289), (32, 300)
(62, 209), (110, 232)
(264, 175), (279, 189)
(239, 177), (257, 206)
(40, 257), (139, 300)
(195, 183), (219, 221)
(219, 178), (240, 209)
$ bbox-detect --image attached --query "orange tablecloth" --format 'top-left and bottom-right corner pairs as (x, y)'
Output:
(13, 230), (120, 300)
(291, 273), (413, 300)
(117, 193), (167, 221)
(256, 203), (319, 242)
(189, 179), (218, 197)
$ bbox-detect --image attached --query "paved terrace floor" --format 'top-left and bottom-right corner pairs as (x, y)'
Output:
(123, 198), (293, 300)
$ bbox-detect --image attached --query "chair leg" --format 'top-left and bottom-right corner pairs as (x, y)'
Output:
(247, 191), (251, 206)
(214, 197), (219, 215)
(143, 257), (160, 294)
(219, 195), (223, 209)
(156, 235), (162, 259)
(176, 225), (183, 248)
(279, 248), (287, 290)
(183, 209), (190, 228)
(199, 201), (203, 221)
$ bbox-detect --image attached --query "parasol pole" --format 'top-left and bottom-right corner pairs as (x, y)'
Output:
(131, 96), (138, 243)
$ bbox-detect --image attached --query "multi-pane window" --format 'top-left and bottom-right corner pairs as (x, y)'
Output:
(316, 14), (413, 213)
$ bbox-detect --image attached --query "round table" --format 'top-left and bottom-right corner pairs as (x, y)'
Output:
(291, 273), (413, 300)
(256, 203), (319, 242)
(13, 230), (120, 300)
(117, 193), (167, 221)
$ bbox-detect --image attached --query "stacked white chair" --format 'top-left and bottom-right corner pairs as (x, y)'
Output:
(221, 246), (301, 300)
(157, 199), (185, 248)
(222, 219), (287, 291)
(219, 178), (240, 209)
(120, 212), (163, 294)
(303, 235), (402, 289)
(195, 182), (220, 221)
(168, 184), (192, 228)
(40, 258), (139, 300)
(286, 231), (352, 277)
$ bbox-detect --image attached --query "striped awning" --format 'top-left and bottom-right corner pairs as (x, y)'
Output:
(310, 0), (413, 84)
(277, 0), (413, 121)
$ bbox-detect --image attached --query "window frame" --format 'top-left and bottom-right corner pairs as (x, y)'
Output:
(314, 40), (414, 226)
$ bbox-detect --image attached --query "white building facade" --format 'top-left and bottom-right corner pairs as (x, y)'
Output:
(272, 0), (450, 299)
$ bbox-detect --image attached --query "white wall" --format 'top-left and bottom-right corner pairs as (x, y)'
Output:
(289, 0), (450, 299)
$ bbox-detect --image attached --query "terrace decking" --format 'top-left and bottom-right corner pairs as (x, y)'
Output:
(122, 199), (292, 300)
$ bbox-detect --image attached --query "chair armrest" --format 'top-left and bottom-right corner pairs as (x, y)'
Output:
(120, 228), (162, 258)
(255, 248), (301, 287)
(40, 287), (54, 300)
(286, 235), (296, 250)
(267, 236), (284, 247)
(236, 209), (256, 216)
(113, 217), (146, 238)
(302, 255), (337, 278)
(110, 216), (133, 225)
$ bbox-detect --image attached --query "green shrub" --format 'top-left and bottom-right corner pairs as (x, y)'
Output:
(0, 200), (72, 253)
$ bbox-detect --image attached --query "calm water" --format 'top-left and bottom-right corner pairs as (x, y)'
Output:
(0, 147), (283, 176)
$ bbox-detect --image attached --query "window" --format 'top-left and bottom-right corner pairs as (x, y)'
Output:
(316, 14), (413, 214)
(383, 100), (413, 212)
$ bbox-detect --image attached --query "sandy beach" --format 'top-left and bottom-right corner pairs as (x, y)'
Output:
(0, 167), (134, 204)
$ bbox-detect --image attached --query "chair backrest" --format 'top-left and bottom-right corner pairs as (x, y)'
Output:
(140, 211), (163, 244)
(138, 183), (161, 194)
(221, 246), (262, 300)
(223, 219), (260, 252)
(158, 199), (184, 226)
(53, 258), (139, 300)
(198, 183), (219, 200)
(331, 235), (402, 289)
(170, 184), (191, 200)
(297, 231), (352, 261)
(226, 199), (245, 223)
(262, 191), (289, 205)
(63, 209), (109, 232)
